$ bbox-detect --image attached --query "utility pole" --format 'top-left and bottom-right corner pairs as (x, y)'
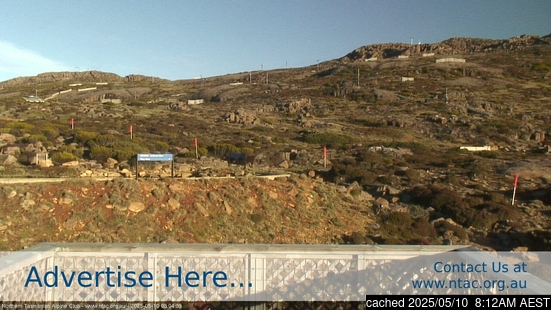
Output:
(357, 68), (360, 87)
(316, 60), (320, 72)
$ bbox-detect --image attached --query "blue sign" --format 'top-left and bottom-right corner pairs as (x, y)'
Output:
(137, 154), (174, 161)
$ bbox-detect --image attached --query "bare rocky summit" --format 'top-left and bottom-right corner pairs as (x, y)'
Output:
(341, 34), (551, 62)
(0, 71), (165, 87)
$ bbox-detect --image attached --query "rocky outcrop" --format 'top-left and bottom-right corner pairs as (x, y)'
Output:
(167, 101), (191, 111)
(222, 108), (259, 125)
(372, 89), (398, 101)
(275, 98), (312, 113)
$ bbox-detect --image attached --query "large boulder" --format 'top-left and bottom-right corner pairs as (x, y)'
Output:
(0, 133), (17, 144)
(0, 154), (18, 165)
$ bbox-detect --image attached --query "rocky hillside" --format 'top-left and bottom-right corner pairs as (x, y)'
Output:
(341, 34), (551, 62)
(1, 174), (550, 252)
(0, 33), (550, 252)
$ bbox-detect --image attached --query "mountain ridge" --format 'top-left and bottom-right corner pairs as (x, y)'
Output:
(1, 34), (550, 86)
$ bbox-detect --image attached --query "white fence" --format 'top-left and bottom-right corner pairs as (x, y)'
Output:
(1, 243), (550, 303)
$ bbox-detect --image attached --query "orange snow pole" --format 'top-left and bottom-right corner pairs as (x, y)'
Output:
(511, 174), (519, 205)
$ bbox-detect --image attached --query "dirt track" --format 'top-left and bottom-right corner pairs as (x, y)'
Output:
(0, 178), (112, 184)
(0, 174), (292, 184)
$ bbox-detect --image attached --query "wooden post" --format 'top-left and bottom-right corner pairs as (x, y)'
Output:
(130, 125), (133, 140)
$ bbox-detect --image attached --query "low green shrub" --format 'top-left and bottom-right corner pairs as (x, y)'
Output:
(24, 134), (48, 143)
(75, 130), (99, 145)
(51, 152), (78, 164)
(304, 132), (357, 145)
(90, 146), (115, 163)
(57, 145), (84, 158)
(208, 143), (241, 158)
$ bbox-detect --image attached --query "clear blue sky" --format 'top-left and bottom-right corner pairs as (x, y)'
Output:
(0, 0), (549, 82)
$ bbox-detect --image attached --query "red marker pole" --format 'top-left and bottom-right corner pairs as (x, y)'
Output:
(323, 146), (327, 169)
(130, 125), (133, 140)
(70, 118), (74, 130)
(194, 138), (198, 159)
(511, 174), (519, 205)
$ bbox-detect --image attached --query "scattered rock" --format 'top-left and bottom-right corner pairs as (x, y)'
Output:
(0, 154), (18, 165)
(375, 197), (390, 208)
(104, 158), (118, 168)
(347, 181), (361, 193)
(62, 161), (79, 167)
(0, 133), (17, 144)
(21, 200), (36, 209)
(169, 184), (186, 191)
(195, 202), (209, 217)
(278, 160), (290, 169)
(7, 190), (17, 199)
(167, 198), (180, 210)
(114, 204), (127, 212)
(59, 198), (73, 205)
(512, 246), (529, 252)
(128, 202), (146, 213)
(120, 169), (133, 178)
(223, 200), (232, 215)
